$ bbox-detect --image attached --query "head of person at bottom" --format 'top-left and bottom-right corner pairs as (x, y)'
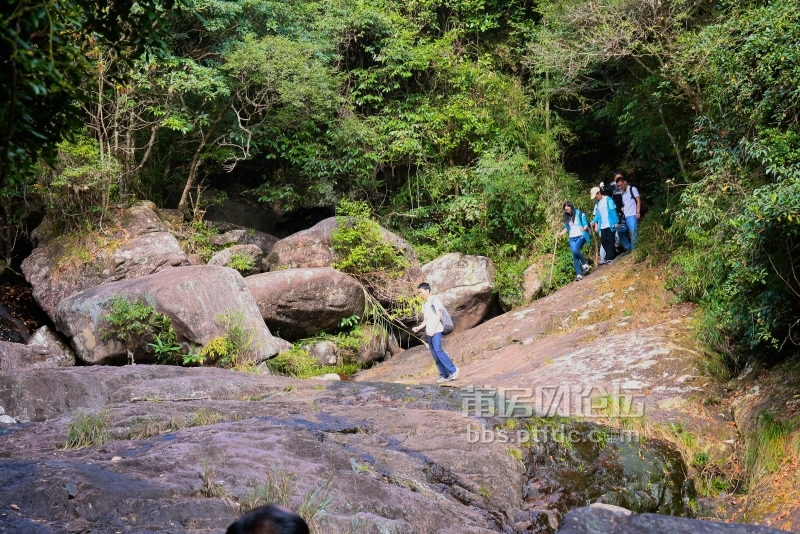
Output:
(225, 504), (309, 534)
(417, 282), (431, 298)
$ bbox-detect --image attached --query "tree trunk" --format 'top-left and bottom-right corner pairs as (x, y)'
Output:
(657, 101), (687, 179)
(177, 106), (227, 213)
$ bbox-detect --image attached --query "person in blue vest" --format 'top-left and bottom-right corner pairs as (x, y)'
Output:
(591, 186), (619, 264)
(556, 201), (591, 281)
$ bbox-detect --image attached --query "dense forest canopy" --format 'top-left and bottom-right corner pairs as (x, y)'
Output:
(1, 0), (798, 367)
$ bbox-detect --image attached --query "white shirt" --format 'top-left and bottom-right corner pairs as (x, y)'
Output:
(620, 186), (639, 217)
(597, 198), (610, 229)
(424, 296), (445, 336)
(568, 218), (583, 238)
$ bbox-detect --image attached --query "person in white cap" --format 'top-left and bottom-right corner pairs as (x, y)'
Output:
(590, 186), (619, 264)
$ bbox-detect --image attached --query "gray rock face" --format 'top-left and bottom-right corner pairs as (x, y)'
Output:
(421, 252), (496, 333)
(21, 202), (190, 321)
(208, 228), (279, 256)
(306, 340), (337, 366)
(0, 326), (75, 371)
(354, 324), (390, 364)
(523, 261), (546, 303)
(265, 217), (339, 269)
(266, 217), (424, 307)
(207, 244), (264, 276)
(245, 267), (365, 341)
(557, 505), (788, 533)
(0, 366), (523, 533)
(27, 326), (76, 367)
(55, 265), (280, 365)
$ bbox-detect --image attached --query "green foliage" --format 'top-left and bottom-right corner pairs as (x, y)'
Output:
(266, 347), (319, 378)
(332, 200), (409, 277)
(34, 134), (121, 230)
(103, 296), (181, 363)
(744, 412), (792, 491)
(0, 0), (174, 186)
(64, 410), (110, 449)
(198, 310), (259, 368)
(241, 464), (295, 512)
(668, 0), (800, 358)
(226, 251), (257, 274)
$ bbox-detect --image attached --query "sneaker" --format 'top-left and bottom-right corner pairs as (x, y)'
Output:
(581, 264), (590, 274)
(576, 275), (583, 281)
(437, 376), (448, 383)
(449, 367), (459, 381)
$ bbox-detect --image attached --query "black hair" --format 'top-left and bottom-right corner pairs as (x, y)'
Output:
(614, 170), (625, 182)
(225, 505), (309, 534)
(417, 282), (431, 291)
(562, 201), (576, 225)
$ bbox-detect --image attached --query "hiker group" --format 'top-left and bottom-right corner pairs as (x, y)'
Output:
(558, 171), (641, 282)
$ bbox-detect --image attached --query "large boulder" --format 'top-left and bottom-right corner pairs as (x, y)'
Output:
(266, 217), (419, 270)
(557, 504), (785, 534)
(245, 268), (365, 341)
(421, 253), (496, 333)
(55, 265), (281, 365)
(21, 202), (190, 321)
(353, 324), (391, 365)
(208, 227), (279, 256)
(265, 217), (339, 269)
(207, 244), (264, 276)
(0, 326), (75, 371)
(522, 260), (546, 303)
(265, 217), (423, 302)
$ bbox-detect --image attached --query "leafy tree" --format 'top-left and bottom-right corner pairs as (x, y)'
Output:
(0, 0), (175, 187)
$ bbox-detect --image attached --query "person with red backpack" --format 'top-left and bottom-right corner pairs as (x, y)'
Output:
(412, 282), (459, 383)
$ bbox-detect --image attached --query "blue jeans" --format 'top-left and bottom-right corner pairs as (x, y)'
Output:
(618, 216), (638, 251)
(568, 236), (588, 275)
(427, 333), (456, 378)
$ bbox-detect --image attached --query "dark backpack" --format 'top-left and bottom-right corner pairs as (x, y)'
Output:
(614, 185), (640, 221)
(431, 302), (455, 335)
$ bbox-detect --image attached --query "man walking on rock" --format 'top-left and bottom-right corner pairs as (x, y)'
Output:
(412, 283), (459, 383)
(591, 186), (619, 264)
(614, 172), (641, 252)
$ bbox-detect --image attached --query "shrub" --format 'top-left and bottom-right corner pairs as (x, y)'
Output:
(266, 347), (318, 377)
(34, 134), (121, 231)
(226, 251), (256, 274)
(332, 200), (410, 278)
(198, 310), (259, 368)
(64, 410), (110, 449)
(102, 296), (181, 363)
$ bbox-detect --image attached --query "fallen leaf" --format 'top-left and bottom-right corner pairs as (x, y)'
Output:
(10, 504), (19, 510)
(111, 456), (121, 462)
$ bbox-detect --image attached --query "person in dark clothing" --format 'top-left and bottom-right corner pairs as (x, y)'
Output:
(590, 186), (619, 264)
(226, 505), (309, 534)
